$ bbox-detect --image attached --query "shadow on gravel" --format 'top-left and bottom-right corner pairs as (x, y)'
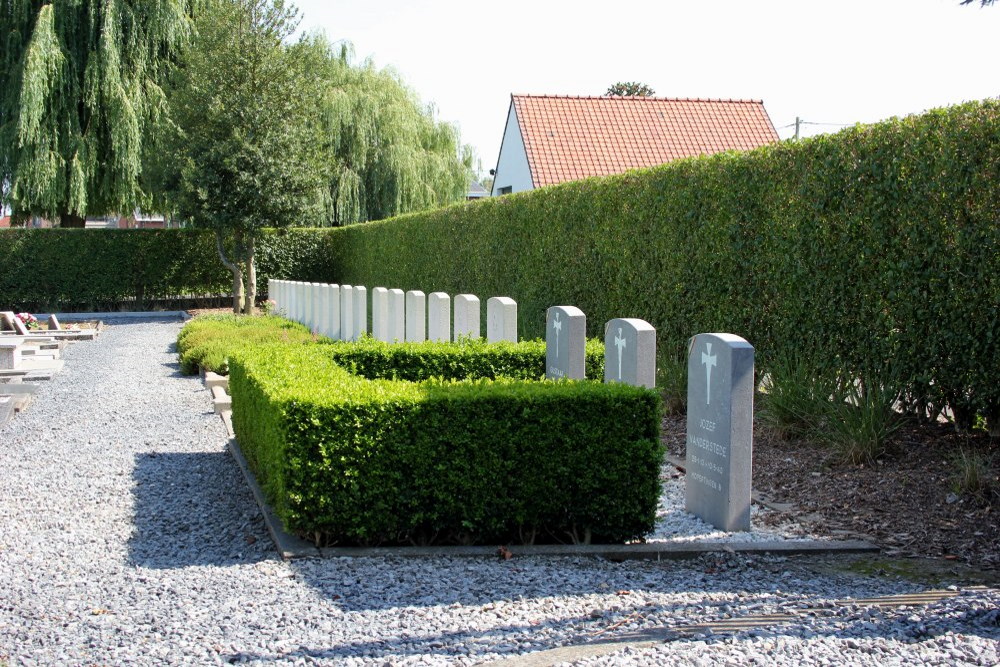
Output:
(128, 452), (271, 569)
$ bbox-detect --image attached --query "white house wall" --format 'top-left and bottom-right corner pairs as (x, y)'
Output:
(491, 102), (534, 196)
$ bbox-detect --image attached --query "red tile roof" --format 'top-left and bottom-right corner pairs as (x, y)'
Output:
(511, 95), (779, 188)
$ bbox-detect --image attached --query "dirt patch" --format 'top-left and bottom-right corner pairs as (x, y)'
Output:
(664, 413), (1000, 572)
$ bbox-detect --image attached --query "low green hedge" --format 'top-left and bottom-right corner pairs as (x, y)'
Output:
(229, 343), (662, 546)
(176, 314), (316, 375)
(325, 336), (605, 381)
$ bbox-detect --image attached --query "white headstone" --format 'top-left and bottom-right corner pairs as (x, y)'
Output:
(340, 285), (354, 341)
(487, 297), (518, 343)
(545, 306), (586, 380)
(321, 284), (341, 339)
(603, 318), (656, 389)
(685, 333), (755, 532)
(353, 286), (368, 340)
(453, 294), (481, 341)
(428, 292), (451, 343)
(405, 290), (426, 342)
(0, 340), (22, 370)
(372, 287), (390, 342)
(388, 289), (405, 342)
(310, 283), (322, 333)
(292, 282), (305, 325)
(267, 278), (275, 311)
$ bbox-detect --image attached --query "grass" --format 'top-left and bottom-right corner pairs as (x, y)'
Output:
(950, 447), (998, 502)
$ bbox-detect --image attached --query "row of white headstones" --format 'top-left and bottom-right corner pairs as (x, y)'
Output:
(268, 279), (755, 533)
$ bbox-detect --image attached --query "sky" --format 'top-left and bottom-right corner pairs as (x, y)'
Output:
(290, 0), (999, 177)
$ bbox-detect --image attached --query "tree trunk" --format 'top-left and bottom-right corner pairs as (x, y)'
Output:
(243, 236), (256, 315)
(215, 230), (244, 313)
(59, 211), (86, 228)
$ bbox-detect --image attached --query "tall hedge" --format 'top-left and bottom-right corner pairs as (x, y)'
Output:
(322, 100), (1000, 426)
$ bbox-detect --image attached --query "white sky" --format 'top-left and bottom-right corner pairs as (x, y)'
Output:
(295, 0), (997, 177)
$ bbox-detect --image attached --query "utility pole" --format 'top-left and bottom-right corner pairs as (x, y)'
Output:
(795, 116), (801, 140)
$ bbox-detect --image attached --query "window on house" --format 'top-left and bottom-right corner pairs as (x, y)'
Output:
(497, 186), (513, 195)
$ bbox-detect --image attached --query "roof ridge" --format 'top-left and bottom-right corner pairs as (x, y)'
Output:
(511, 94), (766, 104)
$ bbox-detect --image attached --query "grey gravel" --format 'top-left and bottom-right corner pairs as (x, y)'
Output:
(0, 319), (996, 666)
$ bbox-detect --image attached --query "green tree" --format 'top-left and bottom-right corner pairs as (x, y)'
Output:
(317, 45), (472, 225)
(150, 0), (327, 313)
(605, 81), (656, 97)
(0, 1), (195, 227)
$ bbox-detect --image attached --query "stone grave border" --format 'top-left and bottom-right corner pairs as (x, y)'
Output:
(200, 368), (877, 561)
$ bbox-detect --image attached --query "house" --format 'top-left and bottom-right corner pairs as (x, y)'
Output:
(490, 94), (779, 196)
(466, 180), (489, 201)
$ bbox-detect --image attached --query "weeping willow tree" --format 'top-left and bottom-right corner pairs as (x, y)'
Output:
(318, 45), (473, 225)
(0, 1), (196, 226)
(149, 0), (327, 313)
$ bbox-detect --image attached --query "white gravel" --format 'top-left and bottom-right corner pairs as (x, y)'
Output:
(0, 319), (996, 666)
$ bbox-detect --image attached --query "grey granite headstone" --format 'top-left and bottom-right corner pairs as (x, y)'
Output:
(353, 286), (368, 340)
(428, 292), (451, 343)
(405, 290), (426, 342)
(487, 297), (517, 343)
(603, 318), (656, 389)
(545, 306), (586, 380)
(685, 332), (754, 532)
(388, 289), (405, 342)
(340, 286), (354, 341)
(372, 287), (390, 342)
(453, 294), (480, 341)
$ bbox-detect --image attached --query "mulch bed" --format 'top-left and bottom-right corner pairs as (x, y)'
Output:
(662, 413), (1000, 571)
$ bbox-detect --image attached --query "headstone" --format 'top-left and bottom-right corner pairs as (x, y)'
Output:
(684, 333), (754, 532)
(340, 286), (354, 341)
(321, 284), (341, 339)
(291, 282), (304, 324)
(0, 311), (15, 331)
(487, 297), (518, 343)
(603, 318), (656, 389)
(545, 306), (586, 380)
(47, 314), (62, 331)
(0, 341), (22, 370)
(428, 292), (451, 342)
(313, 283), (330, 336)
(267, 279), (275, 311)
(353, 286), (368, 340)
(453, 294), (481, 341)
(372, 287), (390, 342)
(310, 283), (323, 333)
(405, 291), (426, 342)
(388, 289), (405, 342)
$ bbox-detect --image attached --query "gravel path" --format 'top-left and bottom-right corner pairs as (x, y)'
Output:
(0, 319), (997, 666)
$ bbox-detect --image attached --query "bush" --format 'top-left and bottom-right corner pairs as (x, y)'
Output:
(176, 314), (315, 375)
(229, 343), (662, 546)
(324, 335), (605, 381)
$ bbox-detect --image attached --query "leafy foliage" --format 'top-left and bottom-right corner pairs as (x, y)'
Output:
(322, 100), (1000, 432)
(0, 1), (195, 225)
(316, 44), (474, 225)
(229, 342), (662, 546)
(325, 336), (606, 381)
(0, 228), (229, 312)
(606, 81), (656, 97)
(176, 313), (315, 374)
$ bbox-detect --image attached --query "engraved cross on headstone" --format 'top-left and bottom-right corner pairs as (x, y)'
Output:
(614, 327), (626, 380)
(552, 312), (562, 358)
(702, 342), (717, 405)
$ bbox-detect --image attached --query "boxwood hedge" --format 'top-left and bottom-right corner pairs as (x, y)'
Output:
(229, 343), (662, 547)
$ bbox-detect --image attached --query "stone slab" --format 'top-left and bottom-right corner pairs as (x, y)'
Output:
(211, 385), (231, 414)
(428, 292), (450, 342)
(352, 286), (368, 340)
(371, 287), (391, 342)
(686, 333), (755, 532)
(603, 318), (656, 388)
(204, 372), (229, 392)
(545, 306), (586, 380)
(405, 291), (426, 342)
(487, 297), (518, 343)
(388, 289), (405, 343)
(453, 294), (480, 341)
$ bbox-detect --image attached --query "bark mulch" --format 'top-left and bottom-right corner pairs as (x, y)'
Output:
(663, 413), (1000, 571)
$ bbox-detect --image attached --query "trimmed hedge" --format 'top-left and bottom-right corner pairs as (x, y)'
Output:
(0, 227), (334, 313)
(229, 343), (662, 546)
(325, 336), (606, 381)
(176, 314), (315, 375)
(321, 100), (1000, 428)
